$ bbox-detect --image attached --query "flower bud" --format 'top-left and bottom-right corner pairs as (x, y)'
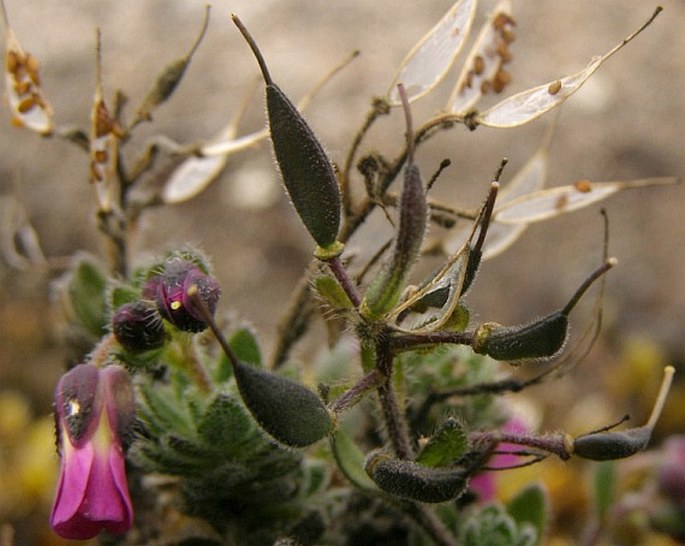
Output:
(144, 258), (221, 333)
(51, 364), (135, 539)
(112, 300), (166, 352)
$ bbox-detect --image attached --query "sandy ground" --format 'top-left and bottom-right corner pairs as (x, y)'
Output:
(0, 0), (683, 541)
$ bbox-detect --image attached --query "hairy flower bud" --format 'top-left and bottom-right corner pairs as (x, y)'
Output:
(144, 258), (221, 332)
(112, 300), (166, 352)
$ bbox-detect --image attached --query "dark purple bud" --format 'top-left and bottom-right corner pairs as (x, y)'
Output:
(144, 258), (221, 333)
(112, 301), (166, 353)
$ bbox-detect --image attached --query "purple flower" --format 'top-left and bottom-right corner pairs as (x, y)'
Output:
(50, 363), (135, 540)
(143, 258), (221, 333)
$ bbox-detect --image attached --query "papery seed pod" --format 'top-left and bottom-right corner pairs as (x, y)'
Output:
(473, 312), (568, 362)
(572, 427), (651, 461)
(112, 300), (166, 353)
(232, 359), (334, 447)
(365, 451), (468, 503)
(232, 16), (342, 256)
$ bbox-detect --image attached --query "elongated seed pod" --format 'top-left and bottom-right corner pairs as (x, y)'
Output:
(232, 359), (334, 447)
(361, 163), (427, 319)
(573, 427), (650, 461)
(365, 452), (468, 503)
(232, 16), (342, 255)
(474, 312), (568, 362)
(473, 259), (616, 362)
(360, 84), (427, 320)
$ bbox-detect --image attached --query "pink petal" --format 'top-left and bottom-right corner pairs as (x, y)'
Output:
(106, 443), (134, 534)
(51, 442), (99, 539)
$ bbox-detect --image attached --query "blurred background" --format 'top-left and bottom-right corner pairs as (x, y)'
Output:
(0, 1), (683, 544)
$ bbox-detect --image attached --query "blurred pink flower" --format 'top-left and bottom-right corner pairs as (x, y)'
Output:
(50, 364), (135, 539)
(470, 417), (528, 502)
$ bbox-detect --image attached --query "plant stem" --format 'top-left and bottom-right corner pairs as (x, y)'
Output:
(329, 369), (383, 415)
(409, 504), (459, 546)
(326, 255), (361, 308)
(375, 336), (414, 459)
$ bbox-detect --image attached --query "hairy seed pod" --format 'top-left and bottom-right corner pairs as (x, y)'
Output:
(474, 312), (568, 362)
(573, 427), (651, 461)
(362, 163), (427, 319)
(232, 359), (334, 447)
(365, 452), (468, 503)
(232, 16), (342, 255)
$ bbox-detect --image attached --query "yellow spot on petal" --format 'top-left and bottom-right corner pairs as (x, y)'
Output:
(171, 301), (182, 310)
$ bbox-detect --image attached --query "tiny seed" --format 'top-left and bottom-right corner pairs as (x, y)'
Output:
(574, 179), (592, 193)
(480, 80), (492, 95)
(493, 12), (515, 31)
(25, 53), (40, 73)
(26, 54), (41, 85)
(17, 96), (37, 113)
(501, 28), (516, 44)
(90, 162), (103, 182)
(492, 69), (511, 93)
(94, 102), (112, 137)
(14, 80), (32, 95)
(496, 43), (513, 64)
(94, 149), (109, 164)
(473, 55), (485, 75)
(464, 71), (473, 89)
(548, 80), (562, 95)
(6, 51), (20, 73)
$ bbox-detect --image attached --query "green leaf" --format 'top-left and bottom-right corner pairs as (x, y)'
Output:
(593, 461), (616, 521)
(300, 459), (331, 498)
(197, 393), (253, 449)
(215, 327), (263, 382)
(330, 430), (377, 491)
(506, 482), (548, 546)
(68, 256), (108, 336)
(462, 504), (535, 546)
(108, 283), (140, 312)
(139, 382), (194, 437)
(229, 327), (263, 367)
(416, 417), (469, 468)
(314, 274), (354, 310)
(233, 359), (334, 447)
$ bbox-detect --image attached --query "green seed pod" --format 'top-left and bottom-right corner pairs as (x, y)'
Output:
(232, 359), (334, 447)
(136, 6), (210, 122)
(362, 164), (426, 319)
(360, 118), (427, 321)
(365, 451), (468, 503)
(573, 427), (651, 461)
(232, 16), (342, 254)
(473, 312), (568, 362)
